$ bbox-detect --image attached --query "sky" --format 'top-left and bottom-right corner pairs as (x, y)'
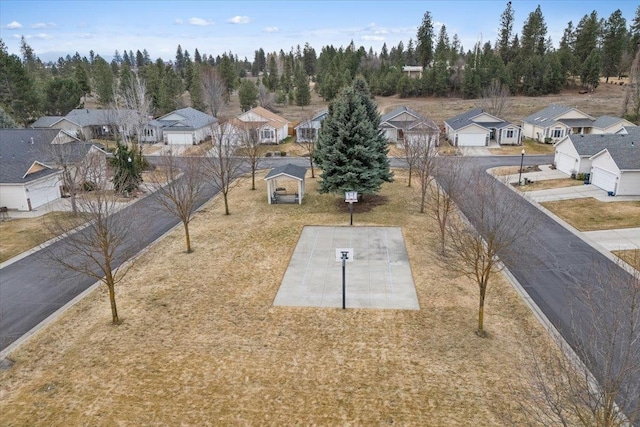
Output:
(0, 1), (637, 63)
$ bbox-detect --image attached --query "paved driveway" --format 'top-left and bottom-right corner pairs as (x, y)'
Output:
(583, 228), (640, 251)
(527, 184), (609, 202)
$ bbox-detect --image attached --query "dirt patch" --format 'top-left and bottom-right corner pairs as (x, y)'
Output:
(0, 169), (548, 425)
(541, 198), (640, 231)
(334, 194), (389, 213)
(613, 249), (640, 271)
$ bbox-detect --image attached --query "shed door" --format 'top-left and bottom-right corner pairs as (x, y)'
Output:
(167, 133), (193, 145)
(555, 152), (577, 175)
(457, 133), (486, 147)
(591, 167), (617, 193)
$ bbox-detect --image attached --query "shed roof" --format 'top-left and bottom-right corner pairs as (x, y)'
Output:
(264, 164), (307, 181)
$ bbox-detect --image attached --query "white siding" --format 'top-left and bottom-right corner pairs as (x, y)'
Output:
(166, 132), (194, 145)
(457, 133), (486, 147)
(554, 139), (579, 175)
(590, 153), (619, 194)
(0, 184), (28, 211)
(1, 173), (62, 211)
(617, 171), (640, 196)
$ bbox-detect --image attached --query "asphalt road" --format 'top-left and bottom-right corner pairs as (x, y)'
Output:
(1, 154), (638, 420)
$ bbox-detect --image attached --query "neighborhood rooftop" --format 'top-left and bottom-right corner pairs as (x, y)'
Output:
(568, 133), (640, 159)
(0, 129), (61, 183)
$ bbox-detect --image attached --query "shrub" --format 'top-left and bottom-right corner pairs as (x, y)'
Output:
(280, 151), (287, 157)
(265, 152), (272, 157)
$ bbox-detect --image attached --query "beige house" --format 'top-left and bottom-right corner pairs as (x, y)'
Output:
(237, 106), (289, 144)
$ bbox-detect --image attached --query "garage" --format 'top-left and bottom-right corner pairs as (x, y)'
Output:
(555, 151), (577, 175)
(590, 166), (618, 193)
(166, 132), (194, 145)
(26, 174), (61, 210)
(456, 133), (486, 147)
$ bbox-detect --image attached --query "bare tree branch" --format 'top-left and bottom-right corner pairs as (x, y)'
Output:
(202, 67), (227, 118)
(479, 79), (511, 118)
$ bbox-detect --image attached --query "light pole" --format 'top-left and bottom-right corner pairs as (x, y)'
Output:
(341, 251), (349, 309)
(518, 148), (525, 185)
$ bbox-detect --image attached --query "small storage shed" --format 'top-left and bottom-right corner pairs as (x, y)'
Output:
(265, 164), (307, 205)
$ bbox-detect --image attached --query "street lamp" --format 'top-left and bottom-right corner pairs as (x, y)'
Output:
(518, 148), (525, 185)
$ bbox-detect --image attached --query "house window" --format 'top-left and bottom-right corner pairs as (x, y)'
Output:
(299, 128), (316, 141)
(552, 128), (563, 138)
(506, 129), (514, 138)
(261, 129), (275, 140)
(397, 129), (404, 141)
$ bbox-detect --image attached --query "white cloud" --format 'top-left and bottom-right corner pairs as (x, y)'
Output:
(31, 22), (56, 29)
(6, 21), (23, 29)
(361, 35), (385, 42)
(188, 17), (213, 26)
(227, 16), (251, 24)
(76, 33), (94, 39)
(32, 33), (53, 40)
(263, 26), (279, 33)
(174, 18), (184, 25)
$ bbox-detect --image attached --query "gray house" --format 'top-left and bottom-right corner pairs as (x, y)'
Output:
(444, 108), (521, 146)
(379, 106), (440, 146)
(141, 107), (217, 145)
(294, 109), (328, 143)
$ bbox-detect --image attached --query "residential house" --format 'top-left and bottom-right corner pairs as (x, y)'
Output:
(236, 106), (288, 144)
(444, 108), (520, 147)
(140, 107), (217, 145)
(379, 106), (440, 147)
(294, 109), (328, 143)
(522, 105), (595, 143)
(0, 129), (104, 210)
(402, 66), (424, 79)
(591, 116), (636, 134)
(589, 141), (640, 195)
(33, 109), (140, 140)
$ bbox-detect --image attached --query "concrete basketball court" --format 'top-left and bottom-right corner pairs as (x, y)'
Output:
(273, 226), (420, 310)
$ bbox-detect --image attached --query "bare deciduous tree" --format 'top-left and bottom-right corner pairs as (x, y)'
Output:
(202, 67), (227, 118)
(296, 111), (320, 178)
(403, 126), (439, 191)
(45, 174), (142, 324)
(119, 75), (154, 146)
(204, 120), (244, 215)
(147, 152), (207, 253)
(236, 122), (262, 190)
(507, 254), (640, 426)
(621, 44), (640, 123)
(428, 157), (466, 255)
(257, 83), (274, 110)
(479, 79), (511, 118)
(447, 171), (538, 336)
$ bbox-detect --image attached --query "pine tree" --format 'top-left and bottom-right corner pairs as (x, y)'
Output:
(189, 65), (206, 111)
(574, 11), (601, 64)
(294, 66), (311, 108)
(93, 56), (115, 106)
(111, 141), (142, 195)
(497, 1), (515, 63)
(416, 11), (434, 68)
(434, 25), (451, 63)
(601, 9), (627, 82)
(313, 78), (392, 196)
(520, 5), (548, 57)
(238, 79), (258, 111)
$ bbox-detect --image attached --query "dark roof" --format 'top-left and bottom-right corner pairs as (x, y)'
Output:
(557, 118), (595, 128)
(264, 163), (307, 181)
(31, 116), (65, 128)
(65, 109), (140, 127)
(0, 129), (61, 183)
(593, 144), (640, 170)
(523, 104), (573, 124)
(567, 134), (640, 161)
(380, 106), (421, 123)
(593, 115), (625, 129)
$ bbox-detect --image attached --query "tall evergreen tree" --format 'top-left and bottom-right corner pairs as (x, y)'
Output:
(574, 11), (601, 64)
(416, 11), (434, 68)
(93, 56), (115, 106)
(601, 9), (627, 82)
(434, 25), (451, 63)
(238, 79), (258, 111)
(314, 78), (392, 196)
(294, 66), (311, 108)
(44, 77), (81, 115)
(520, 5), (548, 57)
(497, 1), (515, 63)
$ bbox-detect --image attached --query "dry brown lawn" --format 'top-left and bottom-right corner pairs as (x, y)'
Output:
(491, 165), (541, 176)
(489, 139), (555, 156)
(541, 198), (640, 231)
(0, 170), (547, 426)
(517, 178), (584, 192)
(0, 212), (77, 263)
(613, 249), (640, 271)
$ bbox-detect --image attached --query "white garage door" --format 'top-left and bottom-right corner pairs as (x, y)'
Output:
(555, 152), (577, 175)
(28, 182), (60, 209)
(591, 167), (618, 193)
(457, 133), (486, 147)
(167, 133), (193, 145)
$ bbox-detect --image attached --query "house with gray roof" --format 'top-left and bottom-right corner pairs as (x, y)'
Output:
(522, 105), (595, 143)
(591, 116), (636, 134)
(140, 107), (217, 145)
(32, 109), (141, 140)
(444, 108), (520, 147)
(590, 139), (640, 195)
(294, 109), (328, 143)
(553, 133), (640, 195)
(0, 128), (107, 211)
(379, 106), (440, 147)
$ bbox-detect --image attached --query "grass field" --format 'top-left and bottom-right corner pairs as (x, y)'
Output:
(541, 198), (640, 231)
(0, 170), (549, 426)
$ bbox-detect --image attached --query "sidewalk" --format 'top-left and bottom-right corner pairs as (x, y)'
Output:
(582, 228), (640, 251)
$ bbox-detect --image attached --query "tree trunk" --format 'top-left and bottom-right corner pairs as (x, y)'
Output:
(223, 193), (230, 215)
(309, 158), (315, 178)
(70, 193), (78, 216)
(251, 166), (256, 190)
(184, 221), (192, 253)
(408, 166), (412, 187)
(107, 283), (119, 324)
(477, 288), (486, 336)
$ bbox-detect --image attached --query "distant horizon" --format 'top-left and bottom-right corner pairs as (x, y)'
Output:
(1, 1), (637, 63)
